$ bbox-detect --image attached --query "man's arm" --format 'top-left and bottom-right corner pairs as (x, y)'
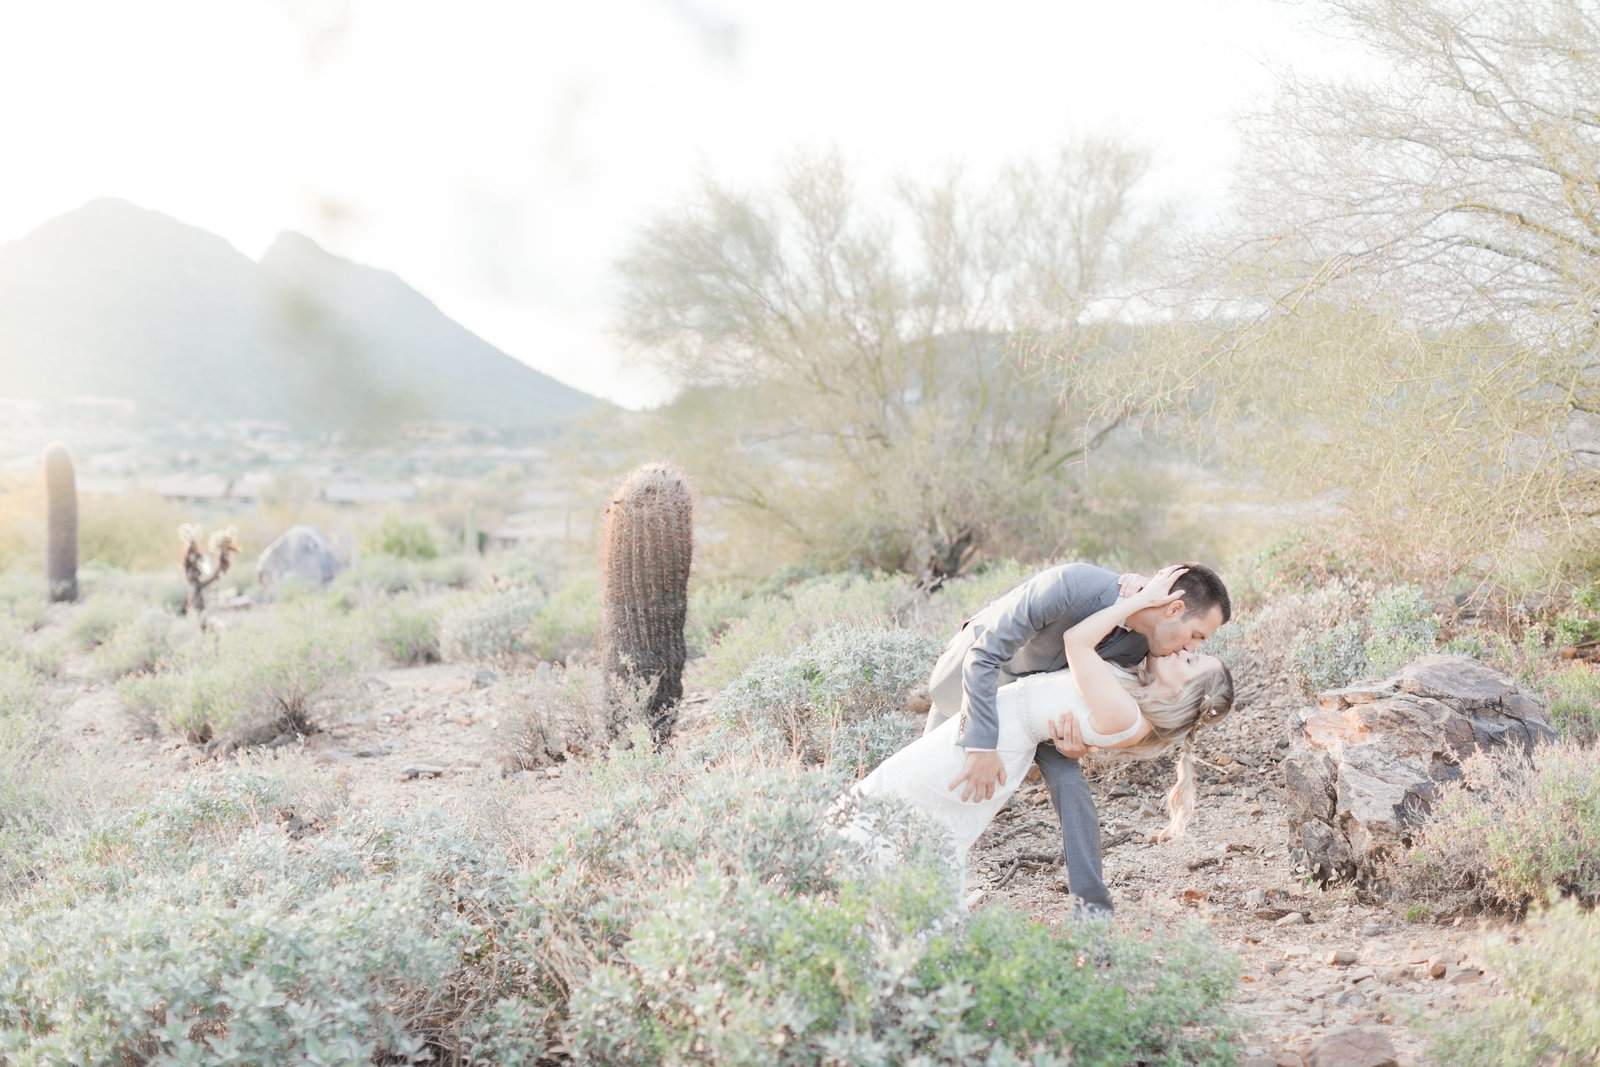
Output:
(955, 562), (1118, 751)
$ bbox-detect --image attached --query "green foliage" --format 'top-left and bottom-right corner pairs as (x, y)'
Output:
(1551, 585), (1600, 648)
(374, 599), (442, 666)
(553, 770), (1237, 1066)
(685, 580), (751, 655)
(0, 770), (548, 1065)
(440, 585), (548, 660)
(64, 594), (141, 651)
(701, 571), (910, 687)
(1363, 584), (1438, 677)
(710, 626), (941, 774)
(335, 552), (420, 598)
(1433, 900), (1600, 1066)
(419, 553), (483, 590)
(372, 512), (440, 560)
(1541, 664), (1600, 742)
(117, 605), (367, 743)
(1292, 621), (1368, 692)
(91, 608), (179, 681)
(1401, 742), (1600, 910)
(525, 571), (600, 662)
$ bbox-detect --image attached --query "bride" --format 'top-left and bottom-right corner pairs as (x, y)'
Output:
(855, 565), (1235, 868)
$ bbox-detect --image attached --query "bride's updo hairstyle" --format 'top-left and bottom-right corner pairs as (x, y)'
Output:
(1114, 661), (1235, 841)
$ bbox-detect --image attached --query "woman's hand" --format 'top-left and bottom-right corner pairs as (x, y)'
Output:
(1128, 563), (1188, 611)
(1050, 713), (1101, 759)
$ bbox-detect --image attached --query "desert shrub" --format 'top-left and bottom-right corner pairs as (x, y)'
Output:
(64, 594), (142, 651)
(1541, 664), (1600, 742)
(1363, 583), (1438, 677)
(0, 658), (43, 720)
(0, 570), (47, 631)
(336, 552), (420, 599)
(524, 571), (600, 662)
(440, 585), (548, 661)
(1550, 585), (1600, 649)
(0, 658), (93, 895)
(420, 553), (484, 590)
(686, 580), (751, 655)
(375, 599), (442, 666)
(0, 770), (550, 1065)
(1432, 900), (1600, 1066)
(91, 608), (179, 680)
(550, 769), (1238, 1066)
(502, 664), (650, 770)
(1292, 621), (1368, 692)
(710, 626), (940, 774)
(372, 511), (439, 560)
(1398, 741), (1600, 911)
(701, 572), (911, 687)
(117, 604), (367, 743)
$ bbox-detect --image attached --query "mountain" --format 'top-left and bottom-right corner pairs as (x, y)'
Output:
(0, 199), (597, 429)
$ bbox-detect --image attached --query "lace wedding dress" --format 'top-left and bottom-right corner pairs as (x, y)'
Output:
(853, 669), (1142, 867)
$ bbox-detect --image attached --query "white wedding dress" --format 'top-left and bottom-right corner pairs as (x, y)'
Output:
(853, 669), (1142, 867)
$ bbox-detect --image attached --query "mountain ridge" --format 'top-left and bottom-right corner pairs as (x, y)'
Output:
(0, 199), (598, 429)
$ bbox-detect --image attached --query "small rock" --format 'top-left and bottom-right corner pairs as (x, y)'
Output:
(1360, 922), (1383, 937)
(1347, 966), (1376, 984)
(471, 667), (499, 688)
(1284, 945), (1311, 959)
(1334, 989), (1366, 1008)
(400, 763), (447, 780)
(1243, 888), (1269, 908)
(355, 747), (381, 758)
(1305, 1027), (1398, 1067)
(1445, 966), (1482, 985)
(1275, 1054), (1306, 1067)
(1378, 966), (1411, 984)
(1276, 911), (1308, 927)
(544, 766), (563, 779)
(1264, 959), (1287, 975)
(1241, 1056), (1279, 1067)
(1428, 958), (1450, 980)
(1326, 949), (1359, 967)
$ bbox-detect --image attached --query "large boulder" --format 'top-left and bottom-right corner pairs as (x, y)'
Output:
(255, 524), (346, 599)
(1283, 654), (1556, 884)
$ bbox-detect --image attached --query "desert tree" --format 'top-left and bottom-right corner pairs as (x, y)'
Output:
(1107, 0), (1600, 588)
(616, 141), (1171, 578)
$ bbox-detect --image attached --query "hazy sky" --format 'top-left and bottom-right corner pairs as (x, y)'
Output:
(0, 0), (1339, 408)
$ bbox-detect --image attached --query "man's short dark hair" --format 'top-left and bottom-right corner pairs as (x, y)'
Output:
(1172, 562), (1231, 624)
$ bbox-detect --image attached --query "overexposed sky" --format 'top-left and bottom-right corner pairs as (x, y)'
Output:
(0, 0), (1336, 408)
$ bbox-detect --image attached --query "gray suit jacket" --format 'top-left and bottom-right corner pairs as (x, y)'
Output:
(942, 562), (1149, 750)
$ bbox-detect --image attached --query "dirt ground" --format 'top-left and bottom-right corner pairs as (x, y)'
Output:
(49, 639), (1502, 1066)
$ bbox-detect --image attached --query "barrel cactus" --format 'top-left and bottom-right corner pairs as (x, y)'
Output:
(599, 462), (694, 745)
(42, 442), (78, 602)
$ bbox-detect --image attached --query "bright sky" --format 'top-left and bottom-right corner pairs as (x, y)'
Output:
(0, 0), (1334, 409)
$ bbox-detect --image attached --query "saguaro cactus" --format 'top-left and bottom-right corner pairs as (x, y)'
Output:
(599, 462), (694, 745)
(42, 442), (78, 602)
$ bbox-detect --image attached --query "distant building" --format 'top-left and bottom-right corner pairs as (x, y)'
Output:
(319, 479), (419, 506)
(149, 473), (263, 504)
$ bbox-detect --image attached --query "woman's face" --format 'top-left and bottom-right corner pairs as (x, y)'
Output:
(1148, 649), (1223, 693)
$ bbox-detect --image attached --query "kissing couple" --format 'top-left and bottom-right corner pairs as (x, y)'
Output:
(855, 561), (1235, 915)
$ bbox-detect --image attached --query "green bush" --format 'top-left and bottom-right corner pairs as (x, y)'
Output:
(335, 552), (420, 598)
(419, 553), (484, 590)
(1550, 584), (1600, 648)
(1400, 741), (1600, 910)
(440, 585), (548, 661)
(91, 608), (179, 681)
(117, 605), (367, 743)
(1292, 620), (1368, 691)
(1433, 900), (1600, 1066)
(372, 512), (439, 560)
(524, 571), (600, 662)
(65, 595), (142, 651)
(0, 771), (549, 1065)
(1542, 664), (1600, 742)
(551, 769), (1238, 1066)
(710, 626), (940, 774)
(702, 572), (911, 687)
(1363, 584), (1437, 677)
(0, 658), (42, 720)
(686, 580), (751, 655)
(375, 599), (442, 666)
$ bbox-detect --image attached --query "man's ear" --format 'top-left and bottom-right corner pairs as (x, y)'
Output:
(1163, 599), (1186, 619)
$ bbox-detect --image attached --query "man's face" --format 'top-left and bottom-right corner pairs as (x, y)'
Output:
(1146, 604), (1226, 658)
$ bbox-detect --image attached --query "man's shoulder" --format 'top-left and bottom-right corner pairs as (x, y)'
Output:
(1025, 561), (1118, 593)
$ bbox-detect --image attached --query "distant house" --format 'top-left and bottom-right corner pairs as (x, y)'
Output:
(319, 479), (419, 506)
(484, 487), (587, 549)
(149, 473), (263, 504)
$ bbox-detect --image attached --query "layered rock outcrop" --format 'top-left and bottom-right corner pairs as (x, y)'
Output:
(1283, 655), (1556, 883)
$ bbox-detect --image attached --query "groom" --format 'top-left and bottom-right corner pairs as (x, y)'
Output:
(924, 561), (1232, 914)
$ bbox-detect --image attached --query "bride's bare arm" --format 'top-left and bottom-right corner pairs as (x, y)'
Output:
(1062, 564), (1186, 735)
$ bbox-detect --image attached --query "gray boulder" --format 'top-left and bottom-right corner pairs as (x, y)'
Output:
(1283, 654), (1556, 884)
(255, 524), (346, 599)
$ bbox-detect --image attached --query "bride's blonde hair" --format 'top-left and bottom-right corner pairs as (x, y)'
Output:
(1113, 661), (1235, 840)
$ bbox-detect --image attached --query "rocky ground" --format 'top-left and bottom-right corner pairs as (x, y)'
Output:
(49, 637), (1505, 1067)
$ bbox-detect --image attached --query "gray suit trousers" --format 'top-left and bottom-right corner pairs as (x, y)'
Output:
(922, 679), (1111, 913)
